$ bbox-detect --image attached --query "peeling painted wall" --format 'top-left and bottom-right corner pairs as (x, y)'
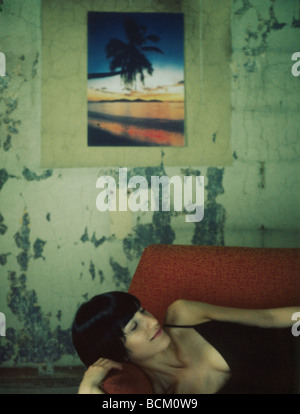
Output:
(0, 0), (300, 370)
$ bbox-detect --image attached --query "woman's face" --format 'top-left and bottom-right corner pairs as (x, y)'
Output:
(123, 308), (170, 362)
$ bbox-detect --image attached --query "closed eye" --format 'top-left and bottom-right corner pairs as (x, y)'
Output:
(131, 322), (138, 331)
(129, 308), (146, 332)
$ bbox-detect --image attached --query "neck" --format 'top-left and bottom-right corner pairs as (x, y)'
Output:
(131, 338), (186, 393)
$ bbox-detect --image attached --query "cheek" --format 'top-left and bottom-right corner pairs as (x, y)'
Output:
(126, 333), (148, 354)
(126, 331), (171, 360)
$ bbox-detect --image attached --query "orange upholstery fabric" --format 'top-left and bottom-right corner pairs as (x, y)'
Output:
(103, 244), (300, 394)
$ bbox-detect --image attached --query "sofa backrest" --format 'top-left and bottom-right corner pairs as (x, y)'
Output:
(129, 245), (300, 323)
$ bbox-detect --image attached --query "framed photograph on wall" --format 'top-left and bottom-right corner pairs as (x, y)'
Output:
(87, 12), (185, 147)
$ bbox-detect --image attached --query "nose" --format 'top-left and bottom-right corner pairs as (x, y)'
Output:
(143, 313), (158, 329)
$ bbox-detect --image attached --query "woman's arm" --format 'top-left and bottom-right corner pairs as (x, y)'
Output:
(166, 300), (300, 329)
(78, 358), (123, 394)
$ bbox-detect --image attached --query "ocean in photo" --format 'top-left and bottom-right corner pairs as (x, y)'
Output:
(88, 101), (185, 147)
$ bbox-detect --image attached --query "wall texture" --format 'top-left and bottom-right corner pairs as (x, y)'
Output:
(0, 0), (299, 371)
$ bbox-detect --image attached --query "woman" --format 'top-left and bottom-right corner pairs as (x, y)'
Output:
(72, 291), (299, 394)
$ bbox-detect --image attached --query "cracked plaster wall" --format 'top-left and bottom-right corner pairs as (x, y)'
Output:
(0, 0), (299, 369)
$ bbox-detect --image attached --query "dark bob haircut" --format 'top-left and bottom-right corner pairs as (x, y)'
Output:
(72, 291), (140, 367)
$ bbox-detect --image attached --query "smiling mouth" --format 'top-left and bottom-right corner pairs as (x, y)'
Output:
(151, 327), (163, 341)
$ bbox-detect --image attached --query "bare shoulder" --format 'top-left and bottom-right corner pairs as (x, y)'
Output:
(165, 300), (209, 326)
(165, 300), (188, 325)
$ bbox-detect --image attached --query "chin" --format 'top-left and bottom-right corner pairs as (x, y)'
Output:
(131, 333), (171, 362)
(154, 330), (171, 353)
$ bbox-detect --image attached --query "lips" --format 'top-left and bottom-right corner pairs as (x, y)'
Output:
(151, 326), (163, 340)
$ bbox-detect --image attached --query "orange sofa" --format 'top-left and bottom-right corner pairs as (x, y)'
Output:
(103, 245), (300, 394)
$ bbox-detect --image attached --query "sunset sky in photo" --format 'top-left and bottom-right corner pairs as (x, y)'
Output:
(87, 12), (185, 102)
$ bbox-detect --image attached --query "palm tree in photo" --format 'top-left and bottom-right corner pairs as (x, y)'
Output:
(88, 17), (164, 88)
